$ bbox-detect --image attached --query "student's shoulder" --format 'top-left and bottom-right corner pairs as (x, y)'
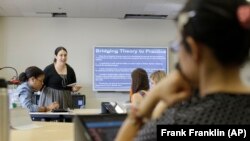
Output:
(17, 83), (31, 93)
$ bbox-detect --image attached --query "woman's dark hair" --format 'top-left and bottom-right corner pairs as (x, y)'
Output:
(178, 0), (250, 67)
(19, 66), (44, 83)
(54, 46), (68, 62)
(131, 68), (149, 94)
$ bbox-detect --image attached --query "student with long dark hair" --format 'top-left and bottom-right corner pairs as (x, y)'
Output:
(130, 68), (150, 106)
(17, 66), (59, 112)
(116, 0), (250, 140)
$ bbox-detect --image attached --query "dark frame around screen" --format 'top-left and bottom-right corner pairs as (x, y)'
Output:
(93, 46), (169, 92)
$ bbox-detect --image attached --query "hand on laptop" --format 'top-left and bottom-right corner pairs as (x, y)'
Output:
(46, 102), (59, 112)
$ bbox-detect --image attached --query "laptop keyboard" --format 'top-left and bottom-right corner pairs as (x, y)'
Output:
(89, 126), (120, 141)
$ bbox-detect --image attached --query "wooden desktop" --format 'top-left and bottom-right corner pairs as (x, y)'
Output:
(11, 109), (101, 141)
(11, 122), (74, 141)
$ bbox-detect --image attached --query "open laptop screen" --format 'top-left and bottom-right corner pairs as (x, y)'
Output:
(74, 114), (127, 141)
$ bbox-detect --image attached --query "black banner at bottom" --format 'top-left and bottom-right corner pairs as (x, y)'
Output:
(157, 125), (250, 140)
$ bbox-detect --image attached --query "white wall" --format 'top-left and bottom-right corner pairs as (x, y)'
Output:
(0, 17), (178, 108)
(0, 18), (4, 66)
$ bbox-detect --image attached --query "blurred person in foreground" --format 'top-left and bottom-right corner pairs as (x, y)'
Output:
(116, 0), (250, 140)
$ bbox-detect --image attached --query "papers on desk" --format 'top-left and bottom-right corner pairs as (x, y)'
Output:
(10, 108), (42, 130)
(67, 83), (77, 87)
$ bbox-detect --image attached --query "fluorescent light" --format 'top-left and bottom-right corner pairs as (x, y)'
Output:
(124, 14), (168, 19)
(52, 13), (67, 17)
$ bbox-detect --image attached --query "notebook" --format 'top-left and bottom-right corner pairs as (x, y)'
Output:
(74, 113), (127, 141)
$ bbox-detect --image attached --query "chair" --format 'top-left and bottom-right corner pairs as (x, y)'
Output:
(32, 94), (86, 109)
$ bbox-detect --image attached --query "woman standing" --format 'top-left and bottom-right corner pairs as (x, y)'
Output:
(39, 46), (81, 109)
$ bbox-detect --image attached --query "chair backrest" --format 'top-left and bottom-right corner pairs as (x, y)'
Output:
(32, 94), (86, 109)
(72, 94), (86, 109)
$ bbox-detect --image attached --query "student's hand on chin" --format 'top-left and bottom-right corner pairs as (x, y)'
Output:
(136, 70), (192, 119)
(160, 70), (192, 107)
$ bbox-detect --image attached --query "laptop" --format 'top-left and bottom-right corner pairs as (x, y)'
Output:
(74, 113), (127, 141)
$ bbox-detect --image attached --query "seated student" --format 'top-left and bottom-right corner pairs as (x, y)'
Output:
(17, 66), (59, 112)
(130, 68), (150, 106)
(149, 70), (168, 119)
(149, 70), (166, 87)
(116, 0), (250, 140)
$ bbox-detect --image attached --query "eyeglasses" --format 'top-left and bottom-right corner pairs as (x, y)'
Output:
(169, 39), (181, 53)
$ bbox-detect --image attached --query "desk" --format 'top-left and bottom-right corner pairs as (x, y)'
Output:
(30, 108), (101, 122)
(11, 122), (73, 141)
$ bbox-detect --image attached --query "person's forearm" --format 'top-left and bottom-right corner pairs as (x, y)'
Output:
(137, 89), (160, 118)
(20, 96), (40, 112)
(151, 101), (168, 119)
(38, 106), (47, 112)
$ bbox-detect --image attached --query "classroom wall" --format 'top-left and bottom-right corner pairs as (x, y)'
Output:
(0, 18), (4, 66)
(0, 17), (178, 108)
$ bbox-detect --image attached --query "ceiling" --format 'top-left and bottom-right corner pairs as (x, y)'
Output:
(0, 0), (187, 19)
